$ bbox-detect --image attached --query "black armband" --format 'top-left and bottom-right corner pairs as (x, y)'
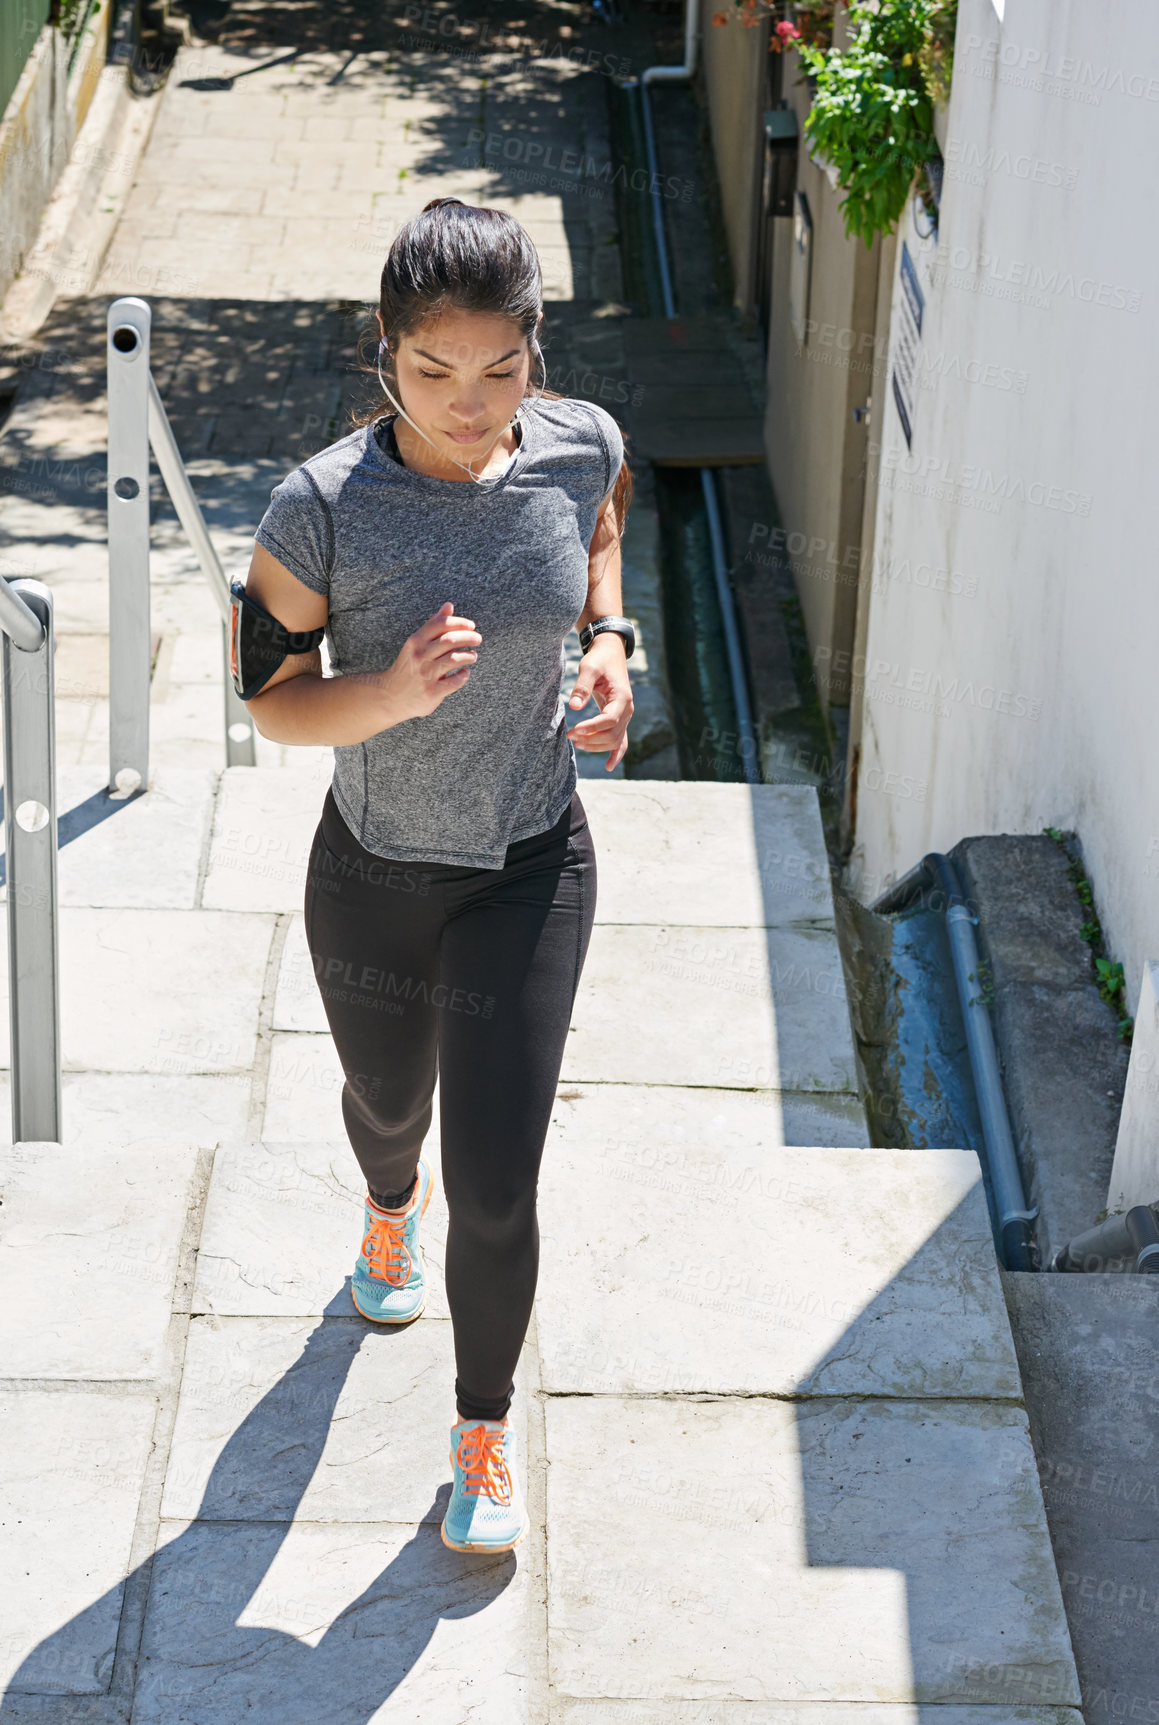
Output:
(229, 580), (326, 700)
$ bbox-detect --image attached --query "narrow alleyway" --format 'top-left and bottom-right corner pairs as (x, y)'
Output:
(0, 3), (1081, 1719)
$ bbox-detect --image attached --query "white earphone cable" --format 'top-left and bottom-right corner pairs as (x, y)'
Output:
(376, 335), (547, 486)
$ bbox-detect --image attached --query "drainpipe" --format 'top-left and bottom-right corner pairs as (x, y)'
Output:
(1049, 1204), (1159, 1274)
(641, 0), (699, 84)
(872, 852), (1038, 1271)
(633, 2), (762, 787)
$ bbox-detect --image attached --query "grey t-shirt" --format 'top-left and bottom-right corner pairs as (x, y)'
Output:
(253, 395), (625, 867)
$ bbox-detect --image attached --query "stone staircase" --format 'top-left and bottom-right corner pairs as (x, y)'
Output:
(0, 28), (1080, 1717)
(0, 766), (1081, 1720)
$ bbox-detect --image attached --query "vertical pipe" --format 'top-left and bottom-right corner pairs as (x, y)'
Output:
(107, 297), (152, 797)
(702, 469), (761, 786)
(635, 71), (762, 785)
(637, 70), (677, 320)
(943, 901), (1036, 1269)
(2, 581), (62, 1143)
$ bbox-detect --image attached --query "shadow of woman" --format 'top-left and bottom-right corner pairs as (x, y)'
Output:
(2, 1318), (519, 1721)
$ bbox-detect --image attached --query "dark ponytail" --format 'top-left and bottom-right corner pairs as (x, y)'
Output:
(360, 196), (633, 537)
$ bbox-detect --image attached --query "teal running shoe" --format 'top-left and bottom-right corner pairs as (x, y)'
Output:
(441, 1419), (530, 1553)
(350, 1160), (433, 1324)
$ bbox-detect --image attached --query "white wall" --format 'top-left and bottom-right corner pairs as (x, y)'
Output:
(845, 0), (1159, 1014)
(699, 0), (766, 321)
(1108, 962), (1159, 1211)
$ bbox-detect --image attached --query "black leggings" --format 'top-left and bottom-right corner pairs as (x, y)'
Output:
(303, 785), (597, 1423)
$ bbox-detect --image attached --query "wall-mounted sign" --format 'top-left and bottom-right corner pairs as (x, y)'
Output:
(890, 240), (925, 449)
(789, 190), (813, 347)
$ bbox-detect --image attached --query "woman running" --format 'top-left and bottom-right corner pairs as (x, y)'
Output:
(237, 196), (635, 1554)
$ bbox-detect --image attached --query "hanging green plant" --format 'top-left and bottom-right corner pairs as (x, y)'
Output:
(793, 0), (955, 248)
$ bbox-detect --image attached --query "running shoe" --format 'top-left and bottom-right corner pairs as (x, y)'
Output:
(441, 1419), (530, 1553)
(350, 1160), (433, 1324)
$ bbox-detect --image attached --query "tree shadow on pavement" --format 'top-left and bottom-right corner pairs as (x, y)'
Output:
(1, 1319), (517, 1721)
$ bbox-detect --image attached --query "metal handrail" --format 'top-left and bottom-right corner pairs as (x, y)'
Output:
(0, 576), (62, 1143)
(107, 297), (256, 796)
(0, 579), (47, 653)
(146, 377), (231, 623)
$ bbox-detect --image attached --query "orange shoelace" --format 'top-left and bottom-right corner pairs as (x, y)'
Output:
(361, 1203), (414, 1287)
(454, 1424), (513, 1503)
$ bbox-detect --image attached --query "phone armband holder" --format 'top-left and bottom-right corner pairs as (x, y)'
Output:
(229, 580), (325, 700)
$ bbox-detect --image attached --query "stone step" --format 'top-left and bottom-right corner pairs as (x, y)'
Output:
(201, 769), (840, 924)
(0, 767), (1077, 1715)
(547, 1394), (1077, 1709)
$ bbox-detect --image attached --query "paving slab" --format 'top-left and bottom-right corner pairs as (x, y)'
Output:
(192, 1140), (448, 1320)
(547, 1080), (868, 1151)
(0, 1141), (198, 1379)
(537, 1146), (1019, 1398)
(133, 1518), (528, 1724)
(163, 1315), (523, 1523)
(577, 780), (835, 926)
(201, 767), (331, 913)
(0, 1072), (250, 1148)
(0, 908), (274, 1073)
(0, 1389), (157, 1697)
(47, 768), (216, 910)
(1001, 1271), (1159, 1706)
(273, 914), (323, 1032)
(277, 917), (859, 1073)
(263, 1031), (348, 1139)
(98, 44), (612, 306)
(550, 1708), (1084, 1724)
(545, 1396), (1080, 1706)
(564, 924), (858, 1093)
(202, 779), (830, 924)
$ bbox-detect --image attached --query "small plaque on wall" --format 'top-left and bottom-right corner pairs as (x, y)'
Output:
(890, 240), (925, 450)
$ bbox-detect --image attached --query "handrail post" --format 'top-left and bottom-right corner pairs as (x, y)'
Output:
(107, 297), (152, 797)
(2, 580), (62, 1143)
(222, 625), (258, 767)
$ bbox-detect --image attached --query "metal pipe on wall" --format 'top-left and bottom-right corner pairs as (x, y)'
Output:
(873, 852), (1038, 1270)
(633, 8), (762, 788)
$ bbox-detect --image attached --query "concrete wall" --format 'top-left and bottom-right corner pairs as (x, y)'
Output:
(844, 0), (1159, 1012)
(699, 0), (766, 319)
(762, 59), (880, 712)
(0, 0), (111, 306)
(1107, 963), (1159, 1212)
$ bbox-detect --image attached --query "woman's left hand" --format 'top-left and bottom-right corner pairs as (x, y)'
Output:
(567, 633), (634, 772)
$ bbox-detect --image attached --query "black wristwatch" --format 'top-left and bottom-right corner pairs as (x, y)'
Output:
(579, 615), (635, 659)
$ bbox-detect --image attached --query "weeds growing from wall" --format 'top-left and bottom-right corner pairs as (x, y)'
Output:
(1043, 825), (1134, 1044)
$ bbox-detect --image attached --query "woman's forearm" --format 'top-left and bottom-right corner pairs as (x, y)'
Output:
(248, 670), (403, 747)
(578, 513), (624, 632)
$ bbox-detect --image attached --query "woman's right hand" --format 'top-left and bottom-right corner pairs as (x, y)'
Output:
(379, 602), (482, 722)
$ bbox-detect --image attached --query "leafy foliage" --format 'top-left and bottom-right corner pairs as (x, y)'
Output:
(795, 0), (943, 248)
